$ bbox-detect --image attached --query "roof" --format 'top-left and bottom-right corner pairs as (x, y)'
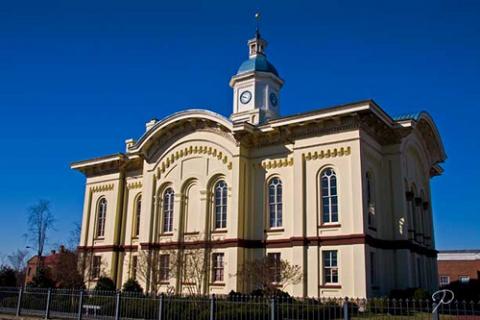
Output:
(392, 111), (425, 121)
(237, 55), (279, 77)
(438, 250), (480, 261)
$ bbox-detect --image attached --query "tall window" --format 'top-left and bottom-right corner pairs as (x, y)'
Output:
(92, 255), (101, 279)
(323, 250), (338, 284)
(212, 253), (224, 282)
(159, 254), (170, 281)
(163, 188), (174, 233)
(214, 180), (228, 229)
(370, 252), (376, 285)
(134, 195), (142, 237)
(96, 198), (107, 238)
(366, 172), (376, 228)
(321, 168), (338, 223)
(267, 253), (281, 283)
(268, 178), (283, 228)
(131, 256), (138, 280)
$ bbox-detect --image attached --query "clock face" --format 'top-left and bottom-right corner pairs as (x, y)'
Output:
(240, 90), (252, 104)
(269, 92), (278, 107)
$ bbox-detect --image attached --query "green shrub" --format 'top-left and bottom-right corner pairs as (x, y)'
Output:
(94, 277), (116, 291)
(122, 278), (143, 293)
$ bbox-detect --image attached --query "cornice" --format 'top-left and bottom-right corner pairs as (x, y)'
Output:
(90, 183), (114, 193)
(303, 146), (351, 161)
(259, 157), (294, 169)
(127, 181), (142, 190)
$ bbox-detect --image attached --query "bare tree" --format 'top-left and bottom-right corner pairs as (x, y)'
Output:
(168, 247), (209, 296)
(137, 243), (209, 295)
(6, 249), (29, 286)
(26, 200), (55, 259)
(7, 249), (29, 272)
(237, 256), (302, 294)
(67, 222), (82, 251)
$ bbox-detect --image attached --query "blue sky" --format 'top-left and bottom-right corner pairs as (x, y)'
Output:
(0, 0), (479, 257)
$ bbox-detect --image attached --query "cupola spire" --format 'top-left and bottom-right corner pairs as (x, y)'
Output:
(248, 12), (267, 58)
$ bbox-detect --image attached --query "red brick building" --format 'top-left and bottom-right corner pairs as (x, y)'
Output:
(24, 246), (64, 286)
(437, 250), (480, 286)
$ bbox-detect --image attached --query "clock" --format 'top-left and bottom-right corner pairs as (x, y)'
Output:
(240, 90), (252, 104)
(269, 92), (278, 106)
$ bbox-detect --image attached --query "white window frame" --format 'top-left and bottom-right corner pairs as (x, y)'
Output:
(91, 255), (101, 279)
(214, 180), (228, 229)
(133, 194), (142, 238)
(159, 254), (170, 282)
(96, 198), (107, 238)
(320, 168), (338, 224)
(212, 253), (224, 282)
(162, 188), (174, 233)
(323, 250), (339, 284)
(439, 275), (450, 286)
(366, 172), (376, 228)
(268, 177), (283, 228)
(267, 252), (281, 284)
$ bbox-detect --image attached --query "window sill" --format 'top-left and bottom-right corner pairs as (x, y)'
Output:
(211, 229), (228, 234)
(184, 231), (200, 235)
(319, 284), (342, 289)
(160, 281), (170, 285)
(209, 282), (225, 287)
(319, 224), (341, 229)
(160, 232), (174, 236)
(265, 228), (284, 233)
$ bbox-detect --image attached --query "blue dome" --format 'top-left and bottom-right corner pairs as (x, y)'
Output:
(237, 55), (279, 77)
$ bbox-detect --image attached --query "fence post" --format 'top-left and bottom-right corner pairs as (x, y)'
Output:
(209, 294), (216, 320)
(16, 287), (23, 317)
(270, 297), (276, 320)
(77, 290), (84, 320)
(114, 291), (122, 320)
(343, 297), (349, 320)
(158, 294), (164, 320)
(432, 302), (439, 320)
(45, 288), (52, 320)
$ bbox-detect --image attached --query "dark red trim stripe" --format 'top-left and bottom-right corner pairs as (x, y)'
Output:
(77, 234), (437, 257)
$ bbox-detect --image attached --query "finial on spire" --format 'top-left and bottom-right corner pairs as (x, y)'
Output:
(254, 12), (261, 38)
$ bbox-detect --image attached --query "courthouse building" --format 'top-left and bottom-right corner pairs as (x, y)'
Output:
(72, 29), (446, 298)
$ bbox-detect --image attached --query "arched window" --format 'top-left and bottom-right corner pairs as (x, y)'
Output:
(321, 168), (338, 223)
(268, 177), (283, 228)
(163, 188), (174, 233)
(366, 172), (376, 228)
(96, 198), (107, 238)
(134, 195), (141, 237)
(214, 180), (227, 229)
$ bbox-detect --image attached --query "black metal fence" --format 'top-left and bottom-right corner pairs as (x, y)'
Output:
(0, 287), (479, 320)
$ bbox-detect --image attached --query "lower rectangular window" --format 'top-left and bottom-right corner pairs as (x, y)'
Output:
(212, 253), (224, 282)
(159, 254), (170, 281)
(131, 256), (138, 280)
(323, 250), (338, 284)
(267, 253), (281, 284)
(92, 255), (101, 279)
